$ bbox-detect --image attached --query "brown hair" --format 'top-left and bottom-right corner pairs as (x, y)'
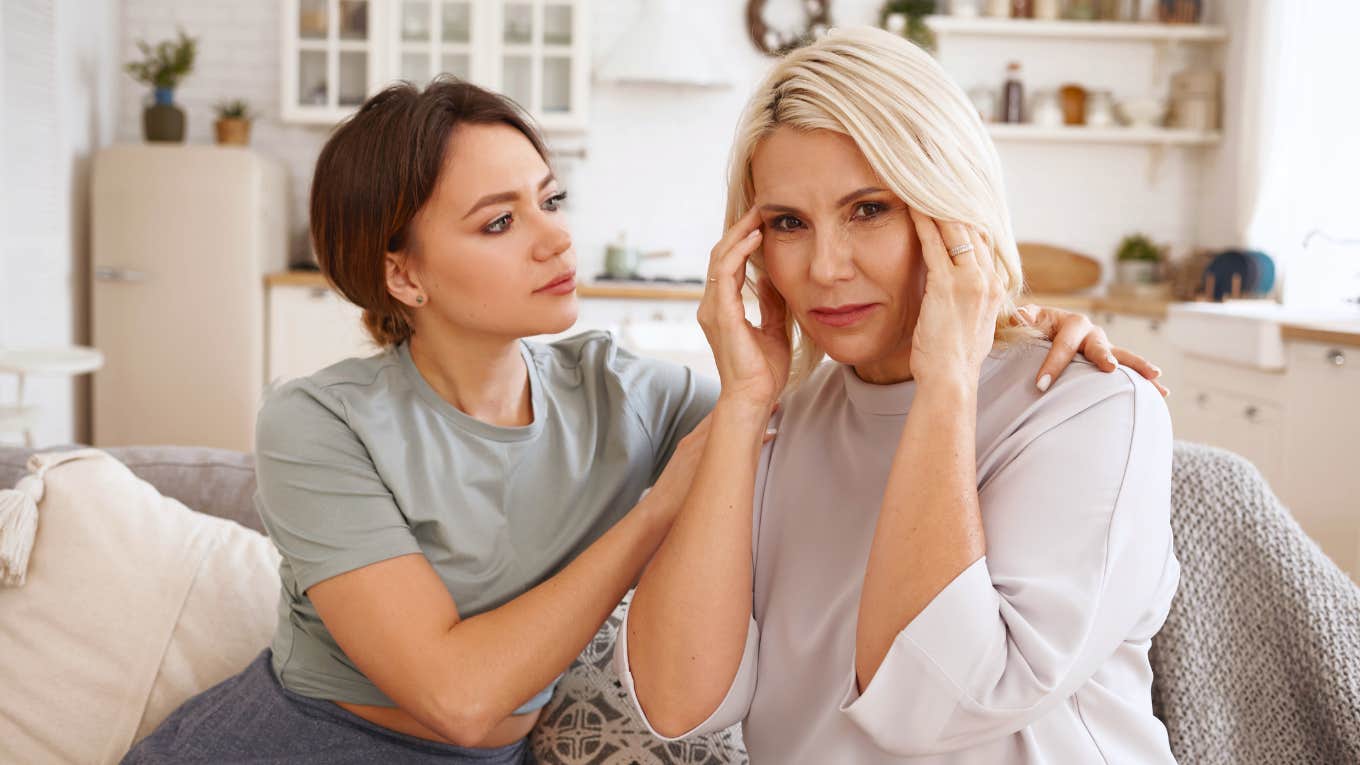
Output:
(309, 77), (551, 346)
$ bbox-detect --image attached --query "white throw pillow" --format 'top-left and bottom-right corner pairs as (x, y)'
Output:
(0, 449), (280, 764)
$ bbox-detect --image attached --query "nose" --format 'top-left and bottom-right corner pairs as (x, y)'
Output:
(531, 210), (573, 263)
(808, 228), (855, 285)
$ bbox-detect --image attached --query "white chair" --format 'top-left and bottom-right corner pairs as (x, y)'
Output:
(0, 347), (104, 446)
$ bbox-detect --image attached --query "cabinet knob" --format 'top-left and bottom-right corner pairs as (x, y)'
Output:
(1326, 349), (1346, 367)
(1149, 319), (1162, 332)
(1196, 392), (1209, 407)
(1244, 405), (1260, 422)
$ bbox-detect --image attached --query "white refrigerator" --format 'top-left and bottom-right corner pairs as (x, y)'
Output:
(91, 145), (287, 451)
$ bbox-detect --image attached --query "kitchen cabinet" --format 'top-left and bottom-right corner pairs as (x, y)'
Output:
(282, 0), (590, 129)
(1280, 340), (1360, 578)
(265, 283), (714, 383)
(267, 283), (376, 384)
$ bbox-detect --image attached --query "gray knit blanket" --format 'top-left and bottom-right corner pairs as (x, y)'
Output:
(1151, 442), (1360, 764)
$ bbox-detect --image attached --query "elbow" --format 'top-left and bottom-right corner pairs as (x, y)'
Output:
(425, 691), (500, 749)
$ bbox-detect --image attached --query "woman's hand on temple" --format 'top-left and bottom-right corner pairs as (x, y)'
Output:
(907, 210), (1005, 390)
(697, 208), (791, 409)
(1015, 305), (1169, 397)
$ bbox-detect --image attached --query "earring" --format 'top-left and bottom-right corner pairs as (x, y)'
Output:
(415, 295), (425, 305)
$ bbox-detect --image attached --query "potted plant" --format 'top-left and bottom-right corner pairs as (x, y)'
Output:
(880, 0), (937, 53)
(1115, 234), (1165, 284)
(125, 29), (198, 143)
(214, 100), (254, 146)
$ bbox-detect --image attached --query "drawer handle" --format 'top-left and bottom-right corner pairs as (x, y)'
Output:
(1327, 349), (1346, 367)
(94, 266), (151, 283)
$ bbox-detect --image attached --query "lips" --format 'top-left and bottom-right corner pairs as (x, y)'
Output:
(808, 303), (878, 328)
(534, 271), (577, 295)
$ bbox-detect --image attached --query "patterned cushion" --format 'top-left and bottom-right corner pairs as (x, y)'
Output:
(531, 592), (748, 764)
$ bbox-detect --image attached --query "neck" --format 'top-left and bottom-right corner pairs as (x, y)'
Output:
(408, 325), (533, 427)
(853, 350), (914, 386)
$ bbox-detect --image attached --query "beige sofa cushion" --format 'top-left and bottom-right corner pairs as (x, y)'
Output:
(0, 449), (280, 764)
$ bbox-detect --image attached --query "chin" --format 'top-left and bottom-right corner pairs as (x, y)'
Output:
(534, 300), (579, 336)
(802, 324), (892, 367)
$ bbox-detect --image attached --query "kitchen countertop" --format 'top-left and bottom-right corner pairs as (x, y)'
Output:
(264, 271), (707, 301)
(264, 272), (1360, 346)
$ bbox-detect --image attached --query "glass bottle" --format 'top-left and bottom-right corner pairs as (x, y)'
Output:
(1002, 61), (1025, 123)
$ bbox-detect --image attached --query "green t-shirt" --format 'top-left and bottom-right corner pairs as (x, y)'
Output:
(254, 331), (717, 712)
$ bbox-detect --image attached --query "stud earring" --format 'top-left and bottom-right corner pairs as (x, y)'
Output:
(415, 295), (425, 305)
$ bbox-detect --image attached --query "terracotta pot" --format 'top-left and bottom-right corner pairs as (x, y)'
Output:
(215, 118), (252, 146)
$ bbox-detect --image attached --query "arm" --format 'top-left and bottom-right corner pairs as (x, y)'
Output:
(842, 374), (1175, 755)
(844, 213), (1176, 755)
(256, 385), (707, 748)
(622, 209), (788, 738)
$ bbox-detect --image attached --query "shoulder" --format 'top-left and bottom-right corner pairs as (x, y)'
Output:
(988, 339), (1167, 425)
(530, 330), (706, 404)
(979, 340), (1171, 475)
(257, 349), (399, 439)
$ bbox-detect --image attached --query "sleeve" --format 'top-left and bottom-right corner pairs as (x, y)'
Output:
(838, 372), (1178, 756)
(606, 337), (721, 485)
(613, 610), (760, 740)
(254, 382), (423, 594)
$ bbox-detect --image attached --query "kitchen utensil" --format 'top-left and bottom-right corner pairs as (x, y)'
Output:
(1116, 97), (1166, 127)
(604, 235), (671, 279)
(1018, 242), (1103, 294)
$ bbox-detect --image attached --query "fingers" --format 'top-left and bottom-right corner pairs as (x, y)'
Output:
(1034, 314), (1090, 391)
(1077, 327), (1118, 372)
(756, 276), (787, 337)
(910, 208), (953, 274)
(1113, 348), (1169, 397)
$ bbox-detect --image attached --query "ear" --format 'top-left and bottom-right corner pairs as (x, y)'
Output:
(385, 250), (425, 308)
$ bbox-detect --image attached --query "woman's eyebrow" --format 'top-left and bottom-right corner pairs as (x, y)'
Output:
(463, 172), (556, 219)
(758, 186), (889, 216)
(834, 186), (888, 207)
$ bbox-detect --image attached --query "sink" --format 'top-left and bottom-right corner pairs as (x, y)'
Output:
(1166, 302), (1360, 370)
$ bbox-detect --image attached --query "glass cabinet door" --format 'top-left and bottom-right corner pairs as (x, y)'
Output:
(493, 0), (584, 127)
(286, 0), (379, 122)
(396, 0), (474, 86)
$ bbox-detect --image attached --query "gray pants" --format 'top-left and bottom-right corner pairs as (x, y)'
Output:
(123, 650), (530, 764)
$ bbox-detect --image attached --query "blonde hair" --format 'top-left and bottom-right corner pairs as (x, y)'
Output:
(727, 26), (1037, 384)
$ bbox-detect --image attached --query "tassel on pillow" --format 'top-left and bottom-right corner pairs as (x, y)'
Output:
(0, 473), (44, 587)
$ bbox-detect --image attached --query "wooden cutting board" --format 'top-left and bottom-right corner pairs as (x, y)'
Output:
(1018, 242), (1102, 294)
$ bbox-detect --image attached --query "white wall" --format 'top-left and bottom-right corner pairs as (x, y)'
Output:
(1, 0), (119, 447)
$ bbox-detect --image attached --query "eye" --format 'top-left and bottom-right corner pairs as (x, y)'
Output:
(484, 213), (512, 234)
(852, 201), (887, 220)
(541, 190), (568, 212)
(771, 214), (804, 232)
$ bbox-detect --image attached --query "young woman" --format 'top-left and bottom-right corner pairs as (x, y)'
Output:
(619, 27), (1179, 764)
(126, 77), (1163, 763)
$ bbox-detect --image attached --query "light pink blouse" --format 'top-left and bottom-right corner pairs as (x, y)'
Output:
(616, 341), (1180, 764)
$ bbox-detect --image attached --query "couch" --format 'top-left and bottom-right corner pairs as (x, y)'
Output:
(1, 442), (1356, 764)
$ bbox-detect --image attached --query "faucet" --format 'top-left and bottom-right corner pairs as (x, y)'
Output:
(1301, 229), (1360, 306)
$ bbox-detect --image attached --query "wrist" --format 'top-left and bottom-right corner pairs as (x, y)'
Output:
(714, 394), (775, 428)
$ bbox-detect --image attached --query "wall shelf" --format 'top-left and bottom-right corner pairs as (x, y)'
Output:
(987, 124), (1221, 145)
(925, 15), (1227, 43)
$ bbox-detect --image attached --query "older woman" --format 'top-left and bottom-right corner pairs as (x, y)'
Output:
(619, 27), (1179, 764)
